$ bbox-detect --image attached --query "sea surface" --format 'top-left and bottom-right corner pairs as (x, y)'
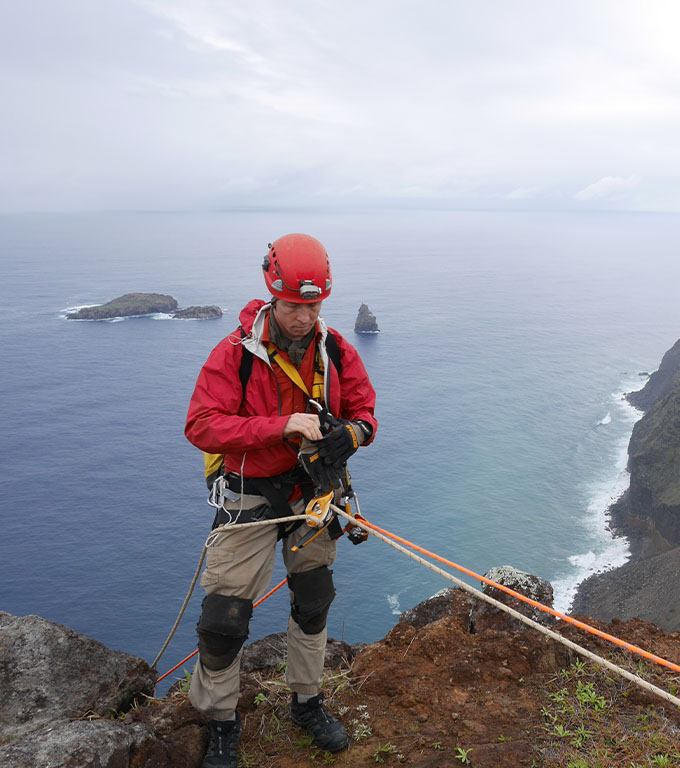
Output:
(2, 208), (680, 691)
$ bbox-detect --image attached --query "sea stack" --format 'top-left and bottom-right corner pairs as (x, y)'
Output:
(354, 303), (379, 334)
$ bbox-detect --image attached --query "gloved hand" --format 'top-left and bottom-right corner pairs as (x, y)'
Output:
(316, 420), (362, 469)
(298, 438), (345, 493)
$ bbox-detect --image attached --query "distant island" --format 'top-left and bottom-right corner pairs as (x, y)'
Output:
(354, 303), (379, 333)
(66, 293), (223, 320)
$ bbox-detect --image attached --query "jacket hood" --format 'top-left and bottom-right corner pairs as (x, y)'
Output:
(238, 299), (268, 334)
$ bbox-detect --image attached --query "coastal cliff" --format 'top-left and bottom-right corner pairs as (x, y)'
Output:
(573, 337), (680, 630)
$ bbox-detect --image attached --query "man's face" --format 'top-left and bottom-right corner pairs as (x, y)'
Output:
(273, 299), (322, 340)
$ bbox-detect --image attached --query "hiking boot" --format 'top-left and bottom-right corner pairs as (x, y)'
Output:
(202, 713), (241, 768)
(289, 692), (349, 753)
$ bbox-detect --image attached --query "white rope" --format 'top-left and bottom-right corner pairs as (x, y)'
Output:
(205, 515), (303, 547)
(332, 505), (680, 710)
(153, 513), (301, 670)
(152, 546), (206, 670)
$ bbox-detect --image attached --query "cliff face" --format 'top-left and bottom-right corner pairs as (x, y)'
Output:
(625, 384), (680, 549)
(573, 336), (680, 629)
(627, 337), (680, 411)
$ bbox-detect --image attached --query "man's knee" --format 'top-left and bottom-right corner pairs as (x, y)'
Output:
(196, 594), (253, 671)
(288, 566), (336, 635)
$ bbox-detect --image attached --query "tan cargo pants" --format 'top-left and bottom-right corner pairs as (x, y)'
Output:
(189, 494), (337, 720)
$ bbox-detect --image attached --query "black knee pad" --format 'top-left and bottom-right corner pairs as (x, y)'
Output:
(196, 594), (253, 671)
(287, 566), (336, 635)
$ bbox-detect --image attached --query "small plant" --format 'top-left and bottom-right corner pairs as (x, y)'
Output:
(574, 680), (606, 712)
(551, 724), (573, 739)
(296, 732), (314, 748)
(372, 742), (397, 763)
(238, 752), (257, 767)
(430, 740), (442, 749)
(181, 668), (192, 694)
(253, 692), (267, 706)
(455, 746), (472, 764)
(652, 755), (671, 767)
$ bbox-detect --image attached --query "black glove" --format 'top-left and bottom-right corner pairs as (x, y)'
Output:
(298, 439), (345, 493)
(316, 420), (360, 469)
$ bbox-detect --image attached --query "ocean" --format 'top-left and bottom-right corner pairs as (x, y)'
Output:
(2, 208), (679, 691)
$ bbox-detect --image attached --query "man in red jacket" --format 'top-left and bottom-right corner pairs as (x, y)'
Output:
(185, 233), (377, 767)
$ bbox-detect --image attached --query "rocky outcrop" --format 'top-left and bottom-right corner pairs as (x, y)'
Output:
(468, 566), (556, 632)
(0, 612), (156, 743)
(354, 303), (379, 333)
(399, 587), (457, 629)
(67, 293), (178, 320)
(172, 305), (223, 319)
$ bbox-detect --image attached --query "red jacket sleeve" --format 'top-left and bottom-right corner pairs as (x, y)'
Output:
(185, 338), (288, 454)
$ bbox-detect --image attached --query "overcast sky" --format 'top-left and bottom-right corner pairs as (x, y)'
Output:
(2, 1), (680, 212)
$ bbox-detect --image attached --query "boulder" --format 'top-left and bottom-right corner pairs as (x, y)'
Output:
(0, 720), (154, 768)
(354, 303), (379, 333)
(468, 566), (556, 632)
(0, 612), (156, 742)
(241, 632), (355, 673)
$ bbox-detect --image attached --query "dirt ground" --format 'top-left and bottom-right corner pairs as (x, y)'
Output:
(168, 591), (679, 767)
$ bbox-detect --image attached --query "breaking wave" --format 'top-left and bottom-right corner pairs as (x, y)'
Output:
(552, 383), (642, 614)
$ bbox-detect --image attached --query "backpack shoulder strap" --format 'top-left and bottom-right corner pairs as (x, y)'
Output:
(324, 330), (342, 374)
(239, 327), (254, 391)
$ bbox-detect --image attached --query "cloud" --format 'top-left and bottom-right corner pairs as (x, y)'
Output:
(573, 175), (641, 201)
(506, 186), (542, 200)
(1, 2), (679, 211)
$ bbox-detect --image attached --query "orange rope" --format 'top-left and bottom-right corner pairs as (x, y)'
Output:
(361, 518), (680, 675)
(155, 577), (288, 684)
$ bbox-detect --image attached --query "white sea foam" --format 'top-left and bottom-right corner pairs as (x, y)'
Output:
(552, 381), (643, 614)
(596, 411), (612, 426)
(386, 593), (401, 615)
(60, 304), (100, 319)
(61, 305), (177, 322)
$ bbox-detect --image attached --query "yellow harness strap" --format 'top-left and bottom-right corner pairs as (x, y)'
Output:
(268, 343), (310, 395)
(268, 343), (325, 402)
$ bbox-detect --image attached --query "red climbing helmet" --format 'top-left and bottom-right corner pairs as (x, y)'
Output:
(262, 233), (332, 303)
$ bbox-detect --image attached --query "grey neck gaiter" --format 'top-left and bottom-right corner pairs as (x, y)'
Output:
(269, 306), (316, 366)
